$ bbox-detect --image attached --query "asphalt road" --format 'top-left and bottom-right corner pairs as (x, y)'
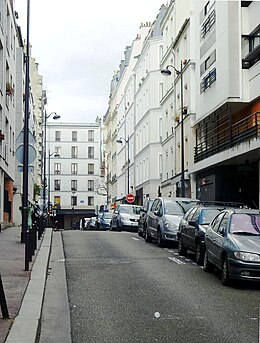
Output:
(63, 231), (260, 343)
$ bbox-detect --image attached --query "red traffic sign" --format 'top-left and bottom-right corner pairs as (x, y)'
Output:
(126, 194), (135, 203)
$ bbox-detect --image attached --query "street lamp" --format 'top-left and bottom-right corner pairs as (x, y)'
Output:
(21, 0), (30, 271)
(71, 190), (76, 229)
(161, 60), (188, 197)
(43, 111), (60, 215)
(47, 150), (60, 226)
(116, 136), (130, 195)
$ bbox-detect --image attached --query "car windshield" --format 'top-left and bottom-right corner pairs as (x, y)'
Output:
(104, 213), (113, 219)
(176, 200), (199, 213)
(230, 213), (260, 235)
(200, 209), (221, 225)
(164, 202), (184, 215)
(120, 206), (141, 214)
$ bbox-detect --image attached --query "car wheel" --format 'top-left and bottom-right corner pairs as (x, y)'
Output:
(195, 242), (203, 265)
(178, 237), (187, 256)
(138, 225), (142, 237)
(203, 250), (212, 272)
(157, 229), (165, 248)
(145, 228), (152, 243)
(221, 256), (230, 286)
(117, 220), (122, 232)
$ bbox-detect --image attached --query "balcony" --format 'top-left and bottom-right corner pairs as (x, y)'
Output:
(194, 112), (260, 163)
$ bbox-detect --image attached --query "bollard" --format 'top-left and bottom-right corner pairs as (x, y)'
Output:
(0, 273), (9, 319)
(25, 231), (30, 271)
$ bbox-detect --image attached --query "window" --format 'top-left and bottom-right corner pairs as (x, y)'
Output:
(211, 213), (225, 232)
(88, 180), (94, 191)
(54, 163), (61, 174)
(72, 131), (77, 142)
(88, 130), (94, 141)
(55, 131), (61, 141)
(54, 180), (60, 191)
(71, 195), (77, 206)
(71, 180), (77, 191)
(54, 196), (60, 208)
(88, 164), (94, 174)
(201, 10), (215, 38)
(71, 146), (78, 158)
(218, 213), (229, 236)
(88, 147), (94, 158)
(88, 196), (94, 206)
(54, 147), (61, 155)
(201, 68), (216, 92)
(71, 163), (78, 174)
(204, 1), (210, 15)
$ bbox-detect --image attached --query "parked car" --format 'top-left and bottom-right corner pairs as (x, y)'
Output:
(99, 212), (113, 230)
(146, 197), (199, 247)
(87, 217), (97, 230)
(110, 204), (142, 232)
(203, 208), (260, 285)
(177, 204), (226, 264)
(80, 217), (90, 230)
(95, 212), (103, 230)
(138, 199), (154, 237)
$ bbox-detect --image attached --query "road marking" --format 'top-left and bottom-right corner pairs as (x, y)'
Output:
(131, 237), (140, 241)
(168, 256), (186, 265)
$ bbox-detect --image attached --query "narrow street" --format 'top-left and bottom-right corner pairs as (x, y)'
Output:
(60, 231), (259, 343)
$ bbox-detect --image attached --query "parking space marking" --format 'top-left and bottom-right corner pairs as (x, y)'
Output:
(131, 237), (141, 241)
(168, 256), (186, 265)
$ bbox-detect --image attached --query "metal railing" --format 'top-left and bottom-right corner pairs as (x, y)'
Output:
(194, 112), (260, 163)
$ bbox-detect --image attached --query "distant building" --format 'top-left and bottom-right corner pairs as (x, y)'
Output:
(47, 121), (106, 230)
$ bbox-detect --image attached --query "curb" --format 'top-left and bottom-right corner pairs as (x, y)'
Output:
(5, 228), (53, 343)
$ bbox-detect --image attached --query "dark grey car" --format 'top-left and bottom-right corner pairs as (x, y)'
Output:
(204, 208), (260, 285)
(145, 197), (198, 247)
(177, 205), (224, 264)
(138, 199), (154, 238)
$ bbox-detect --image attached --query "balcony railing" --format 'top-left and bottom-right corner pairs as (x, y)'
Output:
(194, 112), (260, 163)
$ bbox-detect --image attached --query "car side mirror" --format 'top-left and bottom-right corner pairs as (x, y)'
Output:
(188, 220), (197, 227)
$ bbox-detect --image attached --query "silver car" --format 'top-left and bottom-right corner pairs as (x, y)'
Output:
(110, 204), (142, 232)
(146, 197), (199, 247)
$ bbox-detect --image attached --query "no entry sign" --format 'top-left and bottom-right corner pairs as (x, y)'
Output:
(126, 194), (135, 203)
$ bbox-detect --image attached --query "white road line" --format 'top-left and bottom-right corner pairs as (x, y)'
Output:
(168, 257), (186, 265)
(131, 237), (140, 241)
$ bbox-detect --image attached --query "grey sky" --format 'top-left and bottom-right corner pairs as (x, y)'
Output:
(14, 0), (165, 123)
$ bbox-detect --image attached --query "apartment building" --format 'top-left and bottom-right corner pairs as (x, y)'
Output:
(160, 0), (197, 198)
(0, 1), (26, 226)
(104, 23), (152, 208)
(47, 121), (106, 230)
(133, 5), (167, 204)
(189, 0), (260, 207)
(104, 0), (259, 208)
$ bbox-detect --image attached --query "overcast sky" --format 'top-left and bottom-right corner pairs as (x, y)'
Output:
(14, 0), (165, 123)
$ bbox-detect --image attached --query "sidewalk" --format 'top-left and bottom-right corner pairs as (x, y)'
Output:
(0, 226), (52, 343)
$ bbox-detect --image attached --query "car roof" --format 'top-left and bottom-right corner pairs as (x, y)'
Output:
(159, 197), (199, 203)
(229, 208), (260, 214)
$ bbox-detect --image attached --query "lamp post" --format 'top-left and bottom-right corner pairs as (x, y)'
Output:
(21, 0), (30, 270)
(43, 111), (60, 216)
(47, 150), (60, 226)
(71, 190), (76, 229)
(116, 136), (130, 195)
(161, 60), (188, 197)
